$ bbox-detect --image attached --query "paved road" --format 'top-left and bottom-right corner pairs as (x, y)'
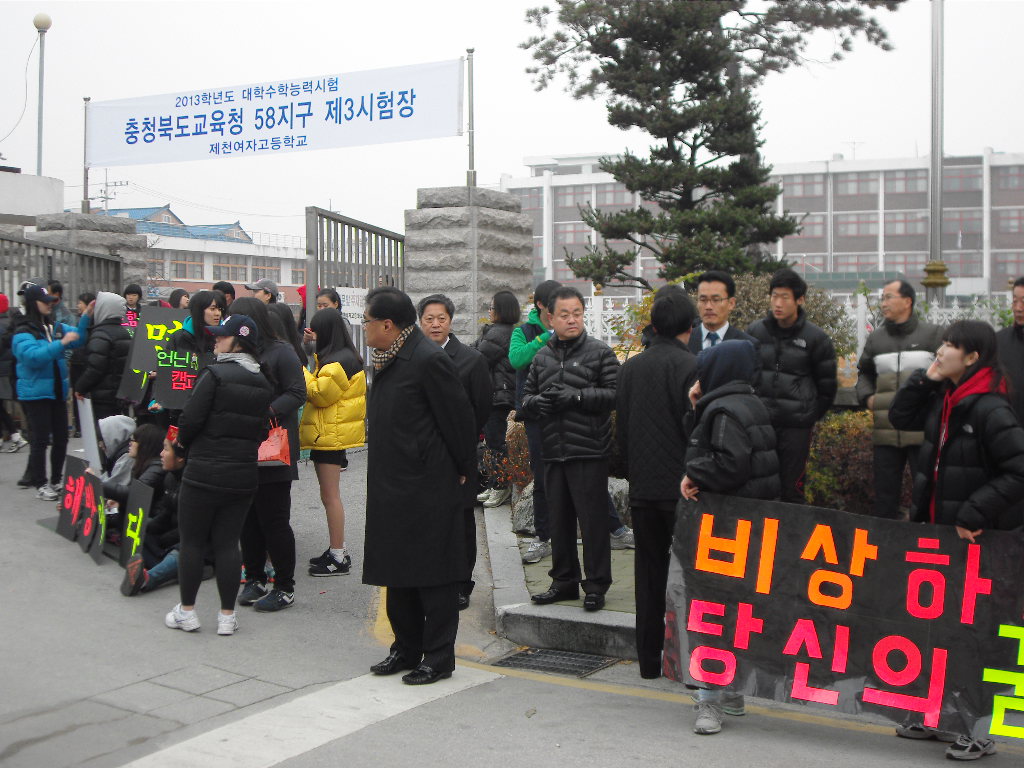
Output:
(2, 440), (1021, 767)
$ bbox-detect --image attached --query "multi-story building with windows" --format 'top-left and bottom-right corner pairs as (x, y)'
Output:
(500, 148), (1024, 297)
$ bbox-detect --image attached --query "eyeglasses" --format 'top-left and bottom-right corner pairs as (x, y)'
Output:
(697, 296), (728, 305)
(361, 316), (380, 325)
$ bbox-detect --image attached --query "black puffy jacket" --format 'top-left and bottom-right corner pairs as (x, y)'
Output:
(75, 318), (132, 407)
(259, 339), (306, 484)
(146, 469), (183, 554)
(520, 331), (618, 462)
(685, 382), (780, 500)
(747, 309), (837, 428)
(103, 457), (164, 506)
(889, 368), (1024, 531)
(177, 359), (272, 494)
(473, 323), (516, 408)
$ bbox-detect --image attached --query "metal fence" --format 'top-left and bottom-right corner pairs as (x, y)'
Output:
(0, 234), (123, 305)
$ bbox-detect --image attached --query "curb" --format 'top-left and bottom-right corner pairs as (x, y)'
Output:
(483, 505), (638, 660)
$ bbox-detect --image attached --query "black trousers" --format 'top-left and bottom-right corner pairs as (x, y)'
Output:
(21, 398), (68, 487)
(386, 582), (460, 672)
(482, 407), (511, 489)
(776, 426), (813, 504)
(632, 503), (677, 679)
(872, 444), (918, 519)
(177, 483), (252, 610)
(240, 480), (296, 593)
(460, 507), (476, 596)
(544, 459), (612, 595)
(525, 421), (550, 540)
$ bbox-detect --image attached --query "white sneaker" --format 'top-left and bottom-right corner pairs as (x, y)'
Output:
(693, 701), (723, 735)
(522, 539), (552, 564)
(4, 433), (27, 453)
(217, 612), (239, 636)
(476, 488), (493, 504)
(165, 604), (200, 632)
(483, 487), (511, 508)
(36, 484), (59, 501)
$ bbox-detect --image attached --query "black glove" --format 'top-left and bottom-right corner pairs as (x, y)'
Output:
(526, 394), (553, 417)
(547, 384), (581, 411)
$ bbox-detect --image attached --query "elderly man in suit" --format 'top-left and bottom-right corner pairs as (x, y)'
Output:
(362, 287), (476, 685)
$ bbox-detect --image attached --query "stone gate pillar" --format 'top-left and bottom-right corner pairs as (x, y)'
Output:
(404, 187), (533, 340)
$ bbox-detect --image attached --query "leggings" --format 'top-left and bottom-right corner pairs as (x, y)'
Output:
(21, 398), (68, 487)
(176, 483), (253, 611)
(240, 480), (296, 593)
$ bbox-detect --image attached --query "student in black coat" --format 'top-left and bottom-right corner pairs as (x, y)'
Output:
(364, 288), (476, 685)
(74, 291), (132, 420)
(616, 287), (699, 679)
(418, 294), (492, 609)
(229, 299), (306, 614)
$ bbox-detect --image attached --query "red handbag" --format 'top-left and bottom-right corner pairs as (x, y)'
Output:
(258, 419), (291, 467)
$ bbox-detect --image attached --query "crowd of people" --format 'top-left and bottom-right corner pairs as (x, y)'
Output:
(2, 268), (1022, 755)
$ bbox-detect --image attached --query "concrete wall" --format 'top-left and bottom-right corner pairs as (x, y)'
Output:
(404, 186), (534, 340)
(0, 172), (64, 224)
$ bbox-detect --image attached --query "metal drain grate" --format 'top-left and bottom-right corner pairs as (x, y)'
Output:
(494, 648), (618, 678)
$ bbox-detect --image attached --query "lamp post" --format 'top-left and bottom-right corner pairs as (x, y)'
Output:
(34, 12), (52, 176)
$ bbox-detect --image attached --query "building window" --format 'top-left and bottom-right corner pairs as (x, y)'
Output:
(212, 254), (247, 282)
(835, 213), (878, 237)
(884, 169), (928, 194)
(941, 209), (983, 236)
(554, 184), (592, 211)
(291, 259), (306, 286)
(994, 166), (1024, 190)
(147, 253), (167, 278)
(554, 222), (592, 246)
(161, 213), (171, 223)
(835, 172), (879, 196)
(944, 251), (983, 277)
(171, 253), (203, 280)
(993, 251), (1024, 277)
(595, 183), (633, 207)
(884, 252), (928, 275)
(514, 187), (542, 211)
(251, 256), (280, 282)
(791, 214), (825, 238)
(834, 253), (879, 272)
(942, 166), (982, 192)
(995, 208), (1024, 234)
(884, 211), (928, 236)
(782, 174), (825, 198)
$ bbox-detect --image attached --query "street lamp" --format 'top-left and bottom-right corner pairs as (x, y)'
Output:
(34, 12), (52, 176)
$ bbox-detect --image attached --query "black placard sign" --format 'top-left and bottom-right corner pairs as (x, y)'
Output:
(57, 456), (89, 541)
(118, 480), (155, 567)
(150, 352), (214, 410)
(126, 307), (189, 375)
(75, 471), (106, 563)
(664, 493), (1024, 741)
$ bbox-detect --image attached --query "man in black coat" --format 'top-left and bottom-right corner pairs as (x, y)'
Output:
(417, 294), (492, 610)
(688, 271), (758, 354)
(363, 288), (476, 685)
(996, 276), (1024, 422)
(616, 287), (698, 678)
(520, 286), (619, 612)
(747, 269), (837, 503)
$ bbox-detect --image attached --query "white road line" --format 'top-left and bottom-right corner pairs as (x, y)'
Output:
(120, 666), (502, 768)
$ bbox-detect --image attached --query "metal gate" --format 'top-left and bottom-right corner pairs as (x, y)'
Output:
(304, 206), (405, 353)
(0, 234), (123, 306)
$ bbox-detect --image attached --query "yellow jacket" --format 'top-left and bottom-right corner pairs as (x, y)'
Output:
(299, 357), (367, 451)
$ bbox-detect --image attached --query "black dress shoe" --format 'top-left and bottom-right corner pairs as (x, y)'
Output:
(370, 652), (418, 675)
(531, 586), (580, 605)
(402, 665), (453, 685)
(457, 593), (470, 610)
(583, 593), (605, 612)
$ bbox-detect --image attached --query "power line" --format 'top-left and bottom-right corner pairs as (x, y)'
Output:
(0, 36), (39, 145)
(127, 182), (305, 218)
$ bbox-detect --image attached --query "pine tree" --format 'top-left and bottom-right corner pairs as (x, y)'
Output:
(522, 0), (904, 290)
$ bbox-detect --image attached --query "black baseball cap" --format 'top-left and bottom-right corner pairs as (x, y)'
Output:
(206, 314), (258, 343)
(18, 281), (59, 304)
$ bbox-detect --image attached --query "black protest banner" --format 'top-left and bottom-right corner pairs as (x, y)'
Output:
(126, 307), (188, 374)
(75, 471), (106, 564)
(56, 456), (89, 541)
(664, 493), (1024, 742)
(118, 480), (155, 567)
(150, 352), (213, 410)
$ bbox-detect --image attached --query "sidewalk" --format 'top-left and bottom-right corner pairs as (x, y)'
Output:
(483, 504), (640, 660)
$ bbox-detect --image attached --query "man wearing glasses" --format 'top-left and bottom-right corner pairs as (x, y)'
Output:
(855, 279), (943, 519)
(687, 271), (758, 354)
(996, 277), (1024, 422)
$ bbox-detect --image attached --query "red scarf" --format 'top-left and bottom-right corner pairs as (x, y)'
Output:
(929, 366), (1005, 523)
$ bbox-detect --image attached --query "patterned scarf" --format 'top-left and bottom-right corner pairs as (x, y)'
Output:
(371, 324), (414, 371)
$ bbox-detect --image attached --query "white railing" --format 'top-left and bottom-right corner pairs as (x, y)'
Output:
(248, 230), (305, 249)
(583, 295), (638, 345)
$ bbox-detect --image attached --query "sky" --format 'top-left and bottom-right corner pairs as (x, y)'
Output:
(0, 0), (1021, 238)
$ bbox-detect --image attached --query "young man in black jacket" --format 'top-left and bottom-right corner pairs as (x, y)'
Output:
(996, 276), (1024, 422)
(747, 269), (837, 503)
(616, 287), (698, 676)
(520, 286), (619, 611)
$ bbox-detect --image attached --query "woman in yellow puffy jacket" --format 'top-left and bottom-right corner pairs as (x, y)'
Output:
(301, 308), (366, 576)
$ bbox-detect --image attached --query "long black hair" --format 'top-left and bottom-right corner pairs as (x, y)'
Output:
(267, 302), (306, 363)
(188, 290), (227, 341)
(311, 307), (362, 372)
(942, 320), (1005, 392)
(131, 423), (165, 479)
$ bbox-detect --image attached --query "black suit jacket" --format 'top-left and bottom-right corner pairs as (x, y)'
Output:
(687, 324), (758, 356)
(444, 333), (492, 508)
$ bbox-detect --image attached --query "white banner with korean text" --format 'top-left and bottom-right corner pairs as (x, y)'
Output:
(86, 59), (464, 167)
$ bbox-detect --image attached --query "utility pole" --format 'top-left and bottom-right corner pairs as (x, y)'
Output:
(33, 13), (52, 176)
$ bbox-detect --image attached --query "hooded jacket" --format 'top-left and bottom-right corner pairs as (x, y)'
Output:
(855, 314), (943, 447)
(685, 340), (780, 500)
(473, 322), (516, 408)
(300, 347), (367, 452)
(75, 291), (132, 407)
(12, 311), (90, 401)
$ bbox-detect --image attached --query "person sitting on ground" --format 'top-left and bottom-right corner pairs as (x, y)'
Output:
(679, 338), (780, 737)
(90, 423), (163, 539)
(121, 430), (187, 597)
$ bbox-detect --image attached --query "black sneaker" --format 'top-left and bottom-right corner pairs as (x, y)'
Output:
(308, 548), (331, 566)
(238, 580), (269, 606)
(120, 554), (148, 597)
(254, 589), (295, 612)
(16, 476), (35, 489)
(309, 552), (351, 576)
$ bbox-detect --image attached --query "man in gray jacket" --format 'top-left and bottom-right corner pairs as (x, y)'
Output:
(855, 279), (943, 519)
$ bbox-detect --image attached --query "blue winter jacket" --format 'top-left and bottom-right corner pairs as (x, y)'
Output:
(12, 314), (91, 401)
